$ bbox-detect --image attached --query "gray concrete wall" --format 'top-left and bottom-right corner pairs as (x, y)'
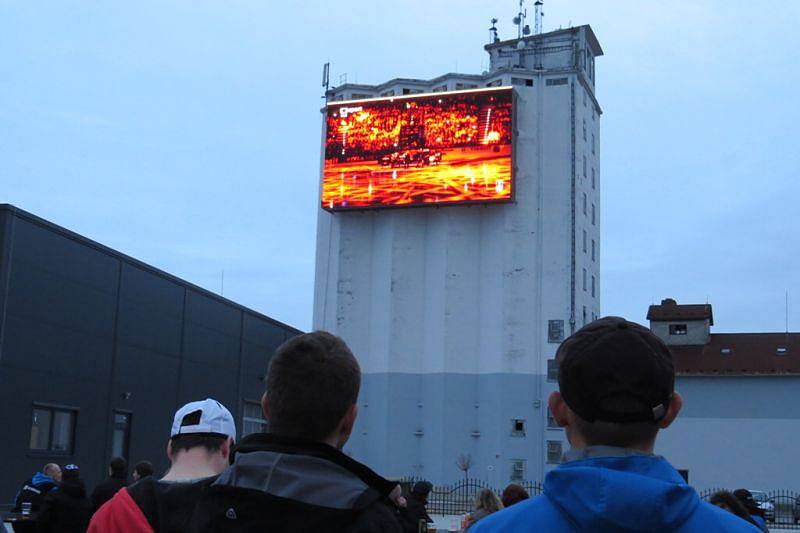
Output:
(658, 376), (800, 491)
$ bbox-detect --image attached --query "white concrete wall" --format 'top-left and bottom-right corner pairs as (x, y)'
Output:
(313, 28), (602, 483)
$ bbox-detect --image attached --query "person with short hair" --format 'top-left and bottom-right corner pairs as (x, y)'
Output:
(401, 481), (433, 532)
(132, 461), (155, 482)
(91, 457), (128, 512)
(191, 331), (404, 532)
(36, 463), (93, 533)
(472, 317), (761, 532)
(500, 484), (529, 508)
(88, 398), (236, 533)
(12, 463), (61, 533)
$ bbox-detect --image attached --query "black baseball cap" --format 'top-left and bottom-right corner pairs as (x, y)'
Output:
(556, 316), (675, 424)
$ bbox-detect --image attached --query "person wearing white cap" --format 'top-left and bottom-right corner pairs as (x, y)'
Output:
(88, 398), (236, 533)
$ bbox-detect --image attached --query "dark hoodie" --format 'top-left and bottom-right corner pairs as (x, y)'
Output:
(471, 449), (761, 532)
(189, 433), (404, 532)
(37, 478), (93, 533)
(91, 473), (128, 512)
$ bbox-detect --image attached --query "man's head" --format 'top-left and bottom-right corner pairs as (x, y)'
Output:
(548, 317), (683, 452)
(132, 461), (154, 481)
(263, 331), (361, 448)
(109, 457), (127, 479)
(411, 481), (433, 505)
(164, 398), (236, 479)
(43, 463), (61, 483)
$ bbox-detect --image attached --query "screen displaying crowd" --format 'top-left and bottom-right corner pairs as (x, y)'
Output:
(322, 87), (513, 210)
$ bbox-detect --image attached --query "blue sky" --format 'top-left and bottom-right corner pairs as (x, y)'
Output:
(2, 1), (799, 332)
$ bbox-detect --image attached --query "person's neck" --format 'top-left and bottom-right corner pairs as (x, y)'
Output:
(161, 449), (222, 482)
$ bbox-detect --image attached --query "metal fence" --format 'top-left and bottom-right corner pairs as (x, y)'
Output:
(400, 479), (799, 528)
(698, 489), (800, 529)
(399, 477), (543, 516)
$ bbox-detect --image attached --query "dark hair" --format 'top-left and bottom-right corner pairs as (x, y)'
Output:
(170, 433), (226, 454)
(571, 416), (659, 448)
(133, 461), (154, 478)
(109, 457), (127, 477)
(266, 331), (361, 442)
(501, 484), (530, 508)
(711, 491), (758, 524)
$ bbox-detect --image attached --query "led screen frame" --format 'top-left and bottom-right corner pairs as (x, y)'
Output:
(322, 86), (516, 211)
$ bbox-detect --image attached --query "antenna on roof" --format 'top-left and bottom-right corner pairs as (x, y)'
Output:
(489, 18), (499, 43)
(513, 0), (527, 39)
(534, 0), (544, 35)
(321, 62), (330, 100)
(786, 290), (790, 334)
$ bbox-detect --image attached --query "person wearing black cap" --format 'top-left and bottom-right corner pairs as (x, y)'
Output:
(91, 457), (128, 512)
(471, 317), (760, 532)
(733, 489), (769, 532)
(37, 464), (93, 533)
(400, 481), (433, 532)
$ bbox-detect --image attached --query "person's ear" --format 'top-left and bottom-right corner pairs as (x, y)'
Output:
(260, 391), (269, 420)
(166, 440), (174, 462)
(336, 404), (358, 449)
(548, 391), (570, 428)
(220, 437), (233, 460)
(659, 392), (682, 429)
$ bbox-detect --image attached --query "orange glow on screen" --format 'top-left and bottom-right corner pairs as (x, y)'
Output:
(322, 87), (513, 210)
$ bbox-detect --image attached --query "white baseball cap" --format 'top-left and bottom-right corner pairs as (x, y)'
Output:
(170, 398), (236, 442)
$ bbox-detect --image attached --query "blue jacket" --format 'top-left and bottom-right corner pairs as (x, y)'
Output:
(472, 454), (760, 532)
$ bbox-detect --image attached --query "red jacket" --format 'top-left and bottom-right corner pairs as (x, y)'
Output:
(88, 487), (153, 533)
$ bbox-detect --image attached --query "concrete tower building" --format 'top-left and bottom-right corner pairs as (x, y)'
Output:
(313, 25), (602, 484)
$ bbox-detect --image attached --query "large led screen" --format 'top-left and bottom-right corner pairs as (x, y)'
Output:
(322, 86), (513, 210)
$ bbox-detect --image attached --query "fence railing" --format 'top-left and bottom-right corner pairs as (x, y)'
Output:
(400, 478), (799, 528)
(399, 477), (542, 516)
(698, 489), (800, 529)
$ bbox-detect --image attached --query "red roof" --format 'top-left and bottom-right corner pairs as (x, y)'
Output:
(672, 333), (800, 375)
(647, 299), (714, 326)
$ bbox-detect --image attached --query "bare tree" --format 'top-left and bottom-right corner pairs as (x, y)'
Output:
(456, 453), (473, 480)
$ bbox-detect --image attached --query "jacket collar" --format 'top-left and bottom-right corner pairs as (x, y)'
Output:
(232, 433), (397, 498)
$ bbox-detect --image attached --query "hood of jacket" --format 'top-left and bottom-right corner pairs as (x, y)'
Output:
(32, 472), (57, 488)
(544, 454), (699, 531)
(219, 433), (397, 511)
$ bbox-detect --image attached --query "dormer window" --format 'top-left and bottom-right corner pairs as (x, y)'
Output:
(669, 324), (688, 336)
(776, 347), (788, 356)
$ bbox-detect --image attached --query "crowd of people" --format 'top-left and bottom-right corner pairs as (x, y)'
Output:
(9, 318), (771, 532)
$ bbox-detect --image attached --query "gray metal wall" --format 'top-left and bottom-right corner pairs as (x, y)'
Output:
(0, 206), (300, 504)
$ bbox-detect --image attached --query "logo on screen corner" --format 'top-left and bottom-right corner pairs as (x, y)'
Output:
(339, 106), (363, 118)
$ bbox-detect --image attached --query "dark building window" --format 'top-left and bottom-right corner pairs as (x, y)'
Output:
(547, 440), (563, 464)
(583, 230), (587, 253)
(591, 239), (596, 261)
(548, 320), (564, 343)
(591, 167), (596, 189)
(511, 419), (526, 437)
(111, 411), (132, 462)
(511, 77), (533, 86)
(242, 400), (268, 437)
(546, 77), (568, 86)
(591, 204), (596, 225)
(591, 276), (596, 298)
(30, 405), (77, 454)
(547, 359), (558, 381)
(669, 324), (688, 336)
(583, 268), (587, 291)
(510, 459), (526, 482)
